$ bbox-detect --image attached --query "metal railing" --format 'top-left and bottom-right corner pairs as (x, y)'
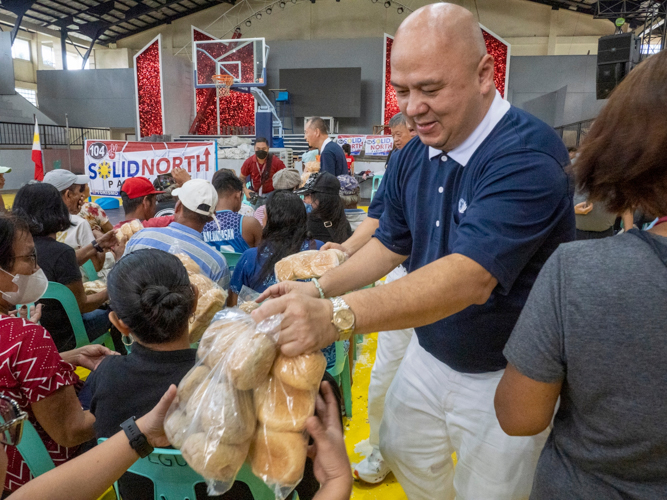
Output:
(554, 119), (595, 148)
(0, 121), (110, 148)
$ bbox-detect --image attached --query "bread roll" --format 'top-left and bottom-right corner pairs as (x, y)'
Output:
(199, 319), (254, 368)
(186, 379), (211, 417)
(120, 223), (134, 238)
(188, 273), (214, 295)
(177, 365), (211, 403)
(331, 248), (347, 264)
(175, 253), (202, 274)
(181, 432), (249, 482)
(115, 231), (127, 245)
(199, 381), (255, 444)
(271, 352), (326, 391)
(238, 301), (260, 314)
(164, 408), (193, 449)
(292, 251), (319, 280)
(83, 280), (107, 296)
(129, 219), (144, 233)
(250, 429), (307, 486)
(255, 376), (315, 432)
(274, 257), (294, 282)
(226, 329), (277, 390)
(310, 250), (340, 277)
(189, 287), (227, 343)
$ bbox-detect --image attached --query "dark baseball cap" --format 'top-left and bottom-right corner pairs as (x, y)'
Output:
(295, 172), (340, 196)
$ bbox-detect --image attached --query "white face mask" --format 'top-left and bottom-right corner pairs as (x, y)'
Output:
(1, 268), (48, 305)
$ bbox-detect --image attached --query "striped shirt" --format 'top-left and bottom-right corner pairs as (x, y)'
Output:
(124, 222), (230, 289)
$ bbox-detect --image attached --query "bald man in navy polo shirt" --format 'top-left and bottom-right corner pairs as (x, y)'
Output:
(255, 4), (574, 499)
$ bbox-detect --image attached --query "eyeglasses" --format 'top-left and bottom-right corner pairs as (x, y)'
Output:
(0, 395), (28, 446)
(13, 250), (37, 269)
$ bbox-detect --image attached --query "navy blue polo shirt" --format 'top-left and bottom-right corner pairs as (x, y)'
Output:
(375, 105), (574, 373)
(320, 140), (348, 177)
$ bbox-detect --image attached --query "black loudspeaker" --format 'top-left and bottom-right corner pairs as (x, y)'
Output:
(596, 33), (641, 99)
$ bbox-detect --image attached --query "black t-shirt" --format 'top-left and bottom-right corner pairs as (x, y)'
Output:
(307, 214), (352, 244)
(34, 236), (82, 352)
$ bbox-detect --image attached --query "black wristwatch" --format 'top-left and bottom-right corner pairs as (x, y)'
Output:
(91, 239), (103, 253)
(120, 417), (153, 458)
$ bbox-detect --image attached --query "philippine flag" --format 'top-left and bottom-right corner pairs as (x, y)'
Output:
(32, 119), (44, 181)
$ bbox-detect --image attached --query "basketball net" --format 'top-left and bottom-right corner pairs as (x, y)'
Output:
(212, 74), (235, 98)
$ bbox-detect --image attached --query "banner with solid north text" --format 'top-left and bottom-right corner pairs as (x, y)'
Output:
(85, 140), (217, 196)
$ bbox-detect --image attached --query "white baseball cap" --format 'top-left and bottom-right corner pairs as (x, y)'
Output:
(0, 167), (11, 174)
(172, 179), (218, 217)
(43, 169), (89, 191)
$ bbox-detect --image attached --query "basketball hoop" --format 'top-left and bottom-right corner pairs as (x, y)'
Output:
(212, 74), (235, 98)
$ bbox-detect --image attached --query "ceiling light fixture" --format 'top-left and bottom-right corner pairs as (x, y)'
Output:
(266, 6), (272, 14)
(397, 6), (404, 13)
(280, 1), (286, 7)
(245, 19), (252, 26)
(384, 1), (391, 7)
(256, 12), (262, 19)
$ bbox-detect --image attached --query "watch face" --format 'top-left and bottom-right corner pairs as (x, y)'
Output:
(334, 309), (355, 331)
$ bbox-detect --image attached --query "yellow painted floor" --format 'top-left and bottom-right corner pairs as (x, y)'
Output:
(345, 333), (407, 500)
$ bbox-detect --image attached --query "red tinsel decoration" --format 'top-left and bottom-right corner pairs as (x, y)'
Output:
(136, 40), (163, 137)
(383, 30), (509, 128)
(193, 28), (255, 135)
(482, 29), (508, 99)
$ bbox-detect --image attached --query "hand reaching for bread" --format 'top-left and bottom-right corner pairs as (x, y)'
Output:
(308, 382), (353, 500)
(256, 280), (320, 303)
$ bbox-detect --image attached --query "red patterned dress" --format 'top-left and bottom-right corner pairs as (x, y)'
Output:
(0, 315), (79, 492)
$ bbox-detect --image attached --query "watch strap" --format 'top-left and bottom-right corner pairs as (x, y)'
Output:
(329, 296), (354, 341)
(92, 239), (103, 253)
(120, 417), (154, 458)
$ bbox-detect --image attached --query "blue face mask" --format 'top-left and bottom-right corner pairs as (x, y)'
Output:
(304, 203), (313, 213)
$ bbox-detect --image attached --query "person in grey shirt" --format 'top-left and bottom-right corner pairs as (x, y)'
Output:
(494, 49), (667, 499)
(573, 191), (617, 239)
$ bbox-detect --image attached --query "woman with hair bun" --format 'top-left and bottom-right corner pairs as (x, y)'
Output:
(84, 248), (202, 500)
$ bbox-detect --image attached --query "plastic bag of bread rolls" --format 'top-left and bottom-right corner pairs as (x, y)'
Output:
(275, 248), (347, 282)
(165, 308), (285, 497)
(170, 250), (228, 343)
(115, 219), (143, 244)
(237, 285), (261, 314)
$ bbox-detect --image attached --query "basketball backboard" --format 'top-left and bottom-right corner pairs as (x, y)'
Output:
(194, 38), (267, 89)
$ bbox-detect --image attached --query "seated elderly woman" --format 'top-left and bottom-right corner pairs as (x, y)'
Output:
(0, 214), (115, 494)
(85, 248), (339, 500)
(12, 183), (113, 352)
(337, 175), (367, 232)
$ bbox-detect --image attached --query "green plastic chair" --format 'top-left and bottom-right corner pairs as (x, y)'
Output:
(82, 259), (99, 282)
(327, 341), (352, 418)
(98, 439), (275, 500)
(15, 420), (55, 477)
(370, 172), (384, 202)
(41, 281), (114, 350)
(221, 251), (243, 272)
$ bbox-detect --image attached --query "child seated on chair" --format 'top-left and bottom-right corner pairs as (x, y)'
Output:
(84, 248), (339, 500)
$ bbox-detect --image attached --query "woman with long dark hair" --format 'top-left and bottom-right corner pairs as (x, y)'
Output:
(12, 183), (113, 352)
(297, 173), (352, 244)
(495, 49), (667, 498)
(229, 190), (324, 303)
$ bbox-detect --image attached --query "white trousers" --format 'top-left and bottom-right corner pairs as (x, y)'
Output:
(380, 336), (548, 500)
(367, 264), (414, 448)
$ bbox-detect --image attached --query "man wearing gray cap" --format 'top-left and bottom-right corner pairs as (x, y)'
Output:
(43, 169), (117, 272)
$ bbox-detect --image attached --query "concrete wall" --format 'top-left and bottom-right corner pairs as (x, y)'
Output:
(266, 38), (384, 134)
(0, 33), (15, 95)
(0, 149), (33, 190)
(116, 0), (616, 58)
(507, 55), (605, 127)
(36, 69), (136, 128)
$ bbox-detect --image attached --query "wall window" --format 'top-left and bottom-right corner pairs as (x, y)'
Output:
(66, 52), (90, 70)
(16, 88), (37, 107)
(12, 39), (31, 61)
(41, 44), (55, 66)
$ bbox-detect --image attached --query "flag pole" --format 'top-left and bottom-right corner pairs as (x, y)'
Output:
(65, 113), (72, 170)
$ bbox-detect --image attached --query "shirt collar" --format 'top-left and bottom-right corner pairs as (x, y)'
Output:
(428, 90), (510, 165)
(168, 222), (204, 240)
(321, 137), (332, 151)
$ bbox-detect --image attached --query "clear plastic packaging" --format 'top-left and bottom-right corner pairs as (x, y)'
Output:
(172, 251), (228, 343)
(237, 285), (261, 314)
(165, 308), (326, 498)
(275, 248), (347, 282)
(115, 219), (143, 244)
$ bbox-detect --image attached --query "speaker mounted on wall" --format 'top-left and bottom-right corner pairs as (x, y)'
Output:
(596, 33), (640, 100)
